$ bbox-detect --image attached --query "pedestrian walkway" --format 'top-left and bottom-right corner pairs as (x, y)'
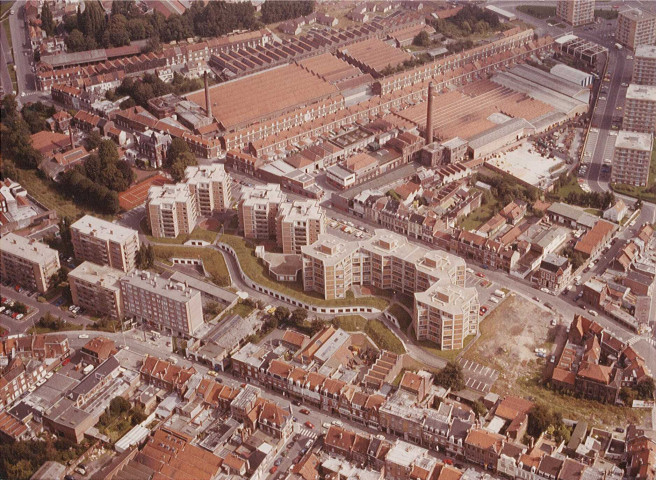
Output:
(295, 427), (318, 440)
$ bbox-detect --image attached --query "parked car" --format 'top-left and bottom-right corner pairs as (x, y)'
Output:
(300, 408), (310, 415)
(305, 421), (314, 429)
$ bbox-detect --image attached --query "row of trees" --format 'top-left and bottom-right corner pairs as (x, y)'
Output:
(261, 0), (314, 23)
(0, 95), (43, 169)
(550, 173), (616, 209)
(112, 73), (204, 109)
(136, 244), (155, 270)
(75, 139), (135, 193)
(21, 102), (56, 134)
(473, 172), (540, 206)
(59, 170), (120, 214)
(430, 4), (502, 39)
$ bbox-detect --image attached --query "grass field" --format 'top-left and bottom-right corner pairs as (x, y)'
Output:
(0, 1), (15, 17)
(549, 174), (586, 201)
(147, 225), (218, 245)
(15, 167), (113, 220)
(219, 301), (255, 321)
(459, 192), (501, 231)
(388, 304), (412, 332)
(219, 234), (389, 310)
(332, 315), (368, 331)
(333, 315), (406, 354)
(516, 5), (556, 19)
(28, 322), (81, 334)
(152, 245), (230, 287)
(415, 331), (475, 362)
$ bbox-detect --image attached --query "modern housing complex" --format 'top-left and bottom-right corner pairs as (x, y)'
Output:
(276, 200), (326, 254)
(120, 270), (204, 337)
(623, 84), (656, 134)
(0, 233), (60, 293)
(237, 183), (287, 241)
(616, 8), (656, 51)
(147, 184), (199, 238)
(632, 45), (656, 86)
(301, 229), (476, 349)
(69, 261), (124, 320)
(71, 215), (140, 272)
(557, 0), (595, 27)
(184, 164), (233, 217)
(611, 130), (654, 186)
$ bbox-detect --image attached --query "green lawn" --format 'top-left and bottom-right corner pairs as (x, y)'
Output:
(388, 304), (412, 332)
(219, 234), (389, 310)
(152, 245), (230, 287)
(364, 319), (406, 354)
(459, 192), (500, 231)
(0, 1), (15, 17)
(147, 226), (218, 245)
(415, 332), (476, 362)
(28, 322), (81, 334)
(332, 315), (368, 331)
(611, 140), (656, 203)
(2, 18), (11, 50)
(220, 301), (255, 321)
(15, 167), (113, 220)
(584, 208), (602, 217)
(549, 173), (586, 201)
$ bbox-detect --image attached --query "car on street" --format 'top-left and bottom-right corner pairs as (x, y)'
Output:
(305, 421), (314, 429)
(479, 306), (488, 316)
(292, 400), (301, 406)
(270, 466), (278, 474)
(300, 408), (310, 415)
(475, 272), (485, 278)
(78, 334), (89, 339)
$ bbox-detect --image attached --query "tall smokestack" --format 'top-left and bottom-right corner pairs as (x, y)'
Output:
(426, 82), (434, 145)
(69, 127), (75, 149)
(204, 71), (211, 119)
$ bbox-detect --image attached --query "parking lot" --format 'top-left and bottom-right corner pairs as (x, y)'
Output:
(458, 358), (499, 393)
(465, 270), (502, 319)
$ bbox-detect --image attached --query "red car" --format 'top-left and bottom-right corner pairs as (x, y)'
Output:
(305, 421), (314, 429)
(479, 306), (488, 316)
(62, 358), (71, 366)
(300, 408), (310, 415)
(475, 272), (485, 278)
(270, 466), (278, 474)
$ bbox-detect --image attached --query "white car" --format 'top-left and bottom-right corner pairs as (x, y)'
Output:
(588, 310), (598, 317)
(15, 314), (23, 320)
(78, 334), (89, 339)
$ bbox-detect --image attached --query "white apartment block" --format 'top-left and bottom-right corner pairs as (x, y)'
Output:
(0, 233), (60, 293)
(71, 215), (140, 272)
(276, 200), (326, 254)
(238, 183), (287, 240)
(616, 8), (656, 51)
(611, 130), (654, 186)
(120, 270), (204, 337)
(633, 45), (656, 86)
(147, 184), (198, 238)
(69, 261), (124, 319)
(623, 84), (656, 133)
(414, 281), (479, 350)
(557, 0), (594, 27)
(184, 164), (233, 217)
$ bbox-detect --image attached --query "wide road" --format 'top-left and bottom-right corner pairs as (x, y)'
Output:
(0, 19), (13, 95)
(8, 4), (35, 95)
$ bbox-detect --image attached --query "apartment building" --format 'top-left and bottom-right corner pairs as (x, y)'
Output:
(184, 164), (233, 217)
(69, 261), (124, 320)
(616, 8), (656, 51)
(276, 199), (326, 254)
(532, 253), (572, 292)
(633, 45), (656, 86)
(0, 233), (60, 293)
(70, 215), (140, 272)
(302, 229), (466, 300)
(238, 183), (286, 240)
(611, 130), (654, 186)
(623, 84), (656, 133)
(120, 270), (204, 337)
(556, 0), (595, 27)
(147, 184), (198, 238)
(414, 281), (479, 350)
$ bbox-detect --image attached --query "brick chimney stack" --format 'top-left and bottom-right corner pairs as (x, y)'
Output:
(426, 82), (434, 145)
(69, 127), (75, 149)
(204, 71), (212, 119)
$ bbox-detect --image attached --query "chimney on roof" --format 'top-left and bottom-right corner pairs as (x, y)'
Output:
(426, 82), (434, 145)
(204, 71), (211, 119)
(69, 127), (75, 149)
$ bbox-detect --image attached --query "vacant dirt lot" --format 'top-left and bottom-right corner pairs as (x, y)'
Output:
(464, 295), (648, 429)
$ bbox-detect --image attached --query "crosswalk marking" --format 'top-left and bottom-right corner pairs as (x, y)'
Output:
(627, 336), (642, 346)
(296, 427), (317, 440)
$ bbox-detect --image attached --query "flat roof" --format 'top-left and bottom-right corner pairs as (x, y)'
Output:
(338, 38), (412, 73)
(635, 45), (656, 60)
(72, 215), (137, 243)
(615, 131), (653, 151)
(69, 261), (124, 291)
(169, 271), (237, 304)
(186, 64), (339, 130)
(0, 233), (58, 265)
(619, 8), (656, 22)
(121, 270), (201, 304)
(626, 84), (656, 101)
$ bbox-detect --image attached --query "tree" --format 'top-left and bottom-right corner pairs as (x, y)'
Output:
(291, 308), (308, 326)
(261, 0), (314, 23)
(41, 2), (56, 36)
(13, 302), (28, 315)
(50, 267), (69, 287)
(136, 244), (155, 269)
(84, 130), (102, 151)
(274, 306), (290, 323)
(636, 378), (655, 400)
(527, 403), (564, 439)
(0, 95), (43, 169)
(413, 30), (431, 47)
(434, 361), (465, 391)
(109, 396), (131, 416)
